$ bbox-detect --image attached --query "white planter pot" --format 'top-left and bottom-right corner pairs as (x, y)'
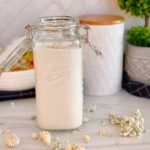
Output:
(125, 44), (150, 84)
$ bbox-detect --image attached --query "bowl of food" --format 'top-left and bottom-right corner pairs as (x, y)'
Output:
(0, 37), (35, 91)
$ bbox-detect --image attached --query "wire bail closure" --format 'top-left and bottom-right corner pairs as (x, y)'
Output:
(81, 25), (102, 56)
(25, 24), (102, 56)
(25, 25), (33, 39)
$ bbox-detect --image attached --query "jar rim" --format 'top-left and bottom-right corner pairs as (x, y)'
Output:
(32, 16), (79, 32)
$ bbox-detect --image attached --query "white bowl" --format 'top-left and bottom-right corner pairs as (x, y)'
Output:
(0, 69), (35, 91)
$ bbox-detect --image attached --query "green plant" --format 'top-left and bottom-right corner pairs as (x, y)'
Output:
(127, 26), (150, 47)
(118, 0), (150, 27)
(118, 0), (150, 47)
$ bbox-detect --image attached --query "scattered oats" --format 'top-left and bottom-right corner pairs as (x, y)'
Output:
(4, 133), (20, 148)
(82, 134), (91, 143)
(31, 116), (36, 121)
(109, 113), (120, 125)
(87, 104), (97, 112)
(38, 131), (51, 144)
(10, 102), (15, 107)
(32, 132), (39, 140)
(83, 116), (89, 123)
(98, 128), (106, 136)
(109, 109), (145, 137)
(135, 109), (141, 116)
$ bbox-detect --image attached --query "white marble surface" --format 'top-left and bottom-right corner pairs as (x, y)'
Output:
(0, 90), (150, 149)
(0, 0), (148, 47)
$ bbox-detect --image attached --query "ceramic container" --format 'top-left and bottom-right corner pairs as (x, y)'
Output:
(80, 15), (125, 96)
(125, 44), (150, 84)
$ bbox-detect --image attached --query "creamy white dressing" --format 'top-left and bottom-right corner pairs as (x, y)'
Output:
(33, 42), (83, 129)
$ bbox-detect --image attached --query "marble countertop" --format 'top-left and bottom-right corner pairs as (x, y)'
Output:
(0, 90), (150, 150)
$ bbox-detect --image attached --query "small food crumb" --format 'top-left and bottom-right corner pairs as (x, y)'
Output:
(5, 133), (20, 148)
(72, 144), (78, 150)
(82, 134), (91, 143)
(87, 104), (97, 112)
(10, 102), (15, 107)
(50, 140), (61, 150)
(83, 116), (89, 123)
(38, 131), (51, 144)
(32, 132), (39, 140)
(98, 128), (106, 136)
(65, 144), (86, 150)
(109, 109), (145, 137)
(50, 137), (61, 149)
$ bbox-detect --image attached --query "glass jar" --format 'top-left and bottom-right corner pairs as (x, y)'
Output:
(30, 16), (83, 129)
(25, 16), (101, 130)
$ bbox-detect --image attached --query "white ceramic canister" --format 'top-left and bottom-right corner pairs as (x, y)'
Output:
(80, 15), (125, 96)
(25, 16), (99, 130)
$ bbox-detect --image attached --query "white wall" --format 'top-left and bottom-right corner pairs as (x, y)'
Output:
(0, 0), (145, 47)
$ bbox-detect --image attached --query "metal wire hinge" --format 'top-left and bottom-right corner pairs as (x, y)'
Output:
(25, 25), (33, 39)
(81, 25), (102, 56)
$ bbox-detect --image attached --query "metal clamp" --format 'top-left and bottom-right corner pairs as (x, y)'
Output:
(81, 25), (102, 56)
(25, 25), (33, 39)
(25, 24), (102, 56)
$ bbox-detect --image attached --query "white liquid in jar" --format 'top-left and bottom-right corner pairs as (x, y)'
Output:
(33, 42), (83, 130)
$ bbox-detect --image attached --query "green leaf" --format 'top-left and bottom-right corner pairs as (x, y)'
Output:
(127, 26), (150, 47)
(117, 0), (150, 17)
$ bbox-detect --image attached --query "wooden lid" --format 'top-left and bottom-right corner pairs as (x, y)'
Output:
(79, 15), (124, 25)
